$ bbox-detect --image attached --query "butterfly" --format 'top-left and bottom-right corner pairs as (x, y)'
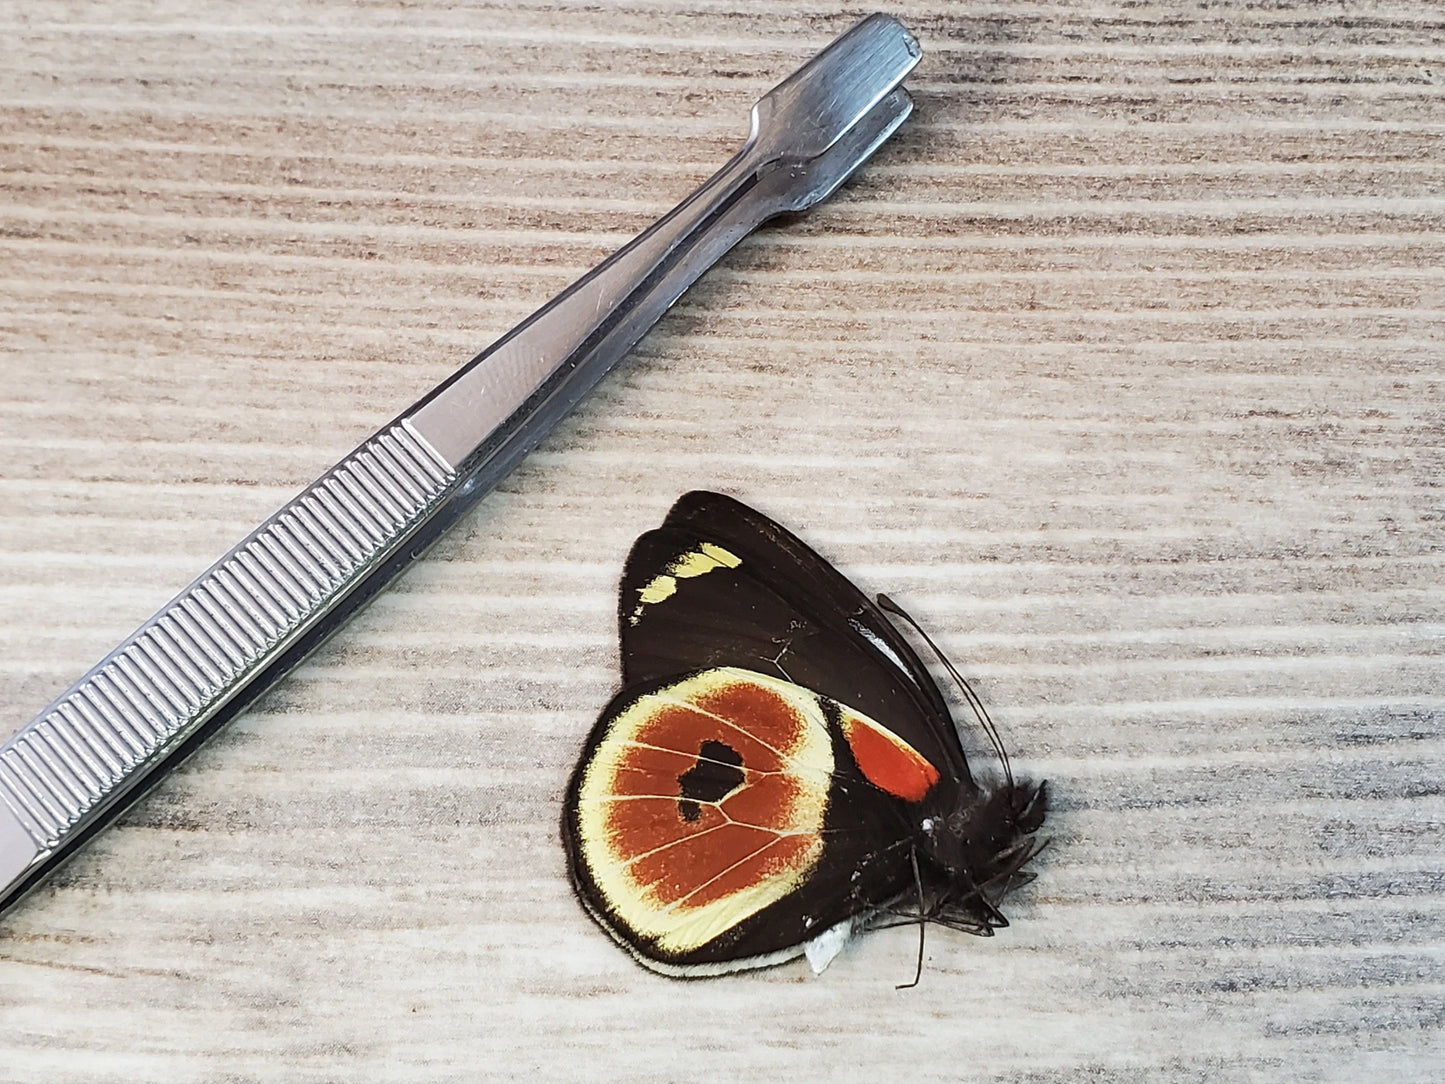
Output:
(561, 491), (1047, 981)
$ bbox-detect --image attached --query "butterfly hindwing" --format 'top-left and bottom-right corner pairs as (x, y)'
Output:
(563, 666), (929, 972)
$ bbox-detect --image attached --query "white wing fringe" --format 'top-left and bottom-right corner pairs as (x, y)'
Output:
(804, 917), (856, 974)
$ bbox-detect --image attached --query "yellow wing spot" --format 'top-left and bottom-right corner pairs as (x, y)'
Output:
(672, 542), (742, 578)
(637, 575), (677, 605)
(629, 542), (742, 625)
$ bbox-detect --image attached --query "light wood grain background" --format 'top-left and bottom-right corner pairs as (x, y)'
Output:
(1, 2), (1442, 1080)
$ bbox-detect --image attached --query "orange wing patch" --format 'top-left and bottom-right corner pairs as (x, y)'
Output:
(838, 707), (940, 802)
(572, 668), (834, 956)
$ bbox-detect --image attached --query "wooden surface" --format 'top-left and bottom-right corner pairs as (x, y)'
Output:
(1, 2), (1442, 1080)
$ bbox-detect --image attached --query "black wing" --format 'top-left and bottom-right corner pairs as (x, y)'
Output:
(618, 491), (972, 782)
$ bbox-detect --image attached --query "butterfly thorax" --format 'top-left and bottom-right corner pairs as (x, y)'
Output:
(913, 776), (1048, 921)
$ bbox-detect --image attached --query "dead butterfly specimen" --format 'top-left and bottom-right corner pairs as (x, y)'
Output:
(562, 491), (1047, 981)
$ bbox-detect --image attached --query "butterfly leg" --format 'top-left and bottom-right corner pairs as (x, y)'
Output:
(945, 867), (1011, 931)
(894, 846), (930, 990)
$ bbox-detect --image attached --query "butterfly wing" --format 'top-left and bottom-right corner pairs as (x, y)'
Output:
(563, 667), (929, 974)
(567, 493), (1042, 975)
(619, 491), (971, 781)
(656, 492), (950, 716)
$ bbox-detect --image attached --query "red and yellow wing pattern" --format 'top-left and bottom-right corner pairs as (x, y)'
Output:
(569, 667), (836, 962)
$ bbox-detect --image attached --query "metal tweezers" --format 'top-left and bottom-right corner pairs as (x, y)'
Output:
(0, 14), (920, 917)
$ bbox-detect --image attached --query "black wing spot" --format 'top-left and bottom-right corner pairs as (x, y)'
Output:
(677, 740), (745, 822)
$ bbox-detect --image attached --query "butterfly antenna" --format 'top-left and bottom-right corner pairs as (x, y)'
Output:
(877, 594), (1013, 788)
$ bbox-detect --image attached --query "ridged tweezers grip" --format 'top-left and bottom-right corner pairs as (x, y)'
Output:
(0, 424), (454, 849)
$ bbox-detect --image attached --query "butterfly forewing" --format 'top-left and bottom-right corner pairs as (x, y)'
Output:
(662, 492), (954, 718)
(620, 493), (971, 781)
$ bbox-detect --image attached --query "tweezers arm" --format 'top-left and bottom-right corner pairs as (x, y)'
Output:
(0, 133), (774, 910)
(0, 425), (458, 895)
(0, 10), (921, 915)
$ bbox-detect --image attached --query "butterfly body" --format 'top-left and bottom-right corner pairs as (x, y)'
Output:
(562, 492), (1046, 977)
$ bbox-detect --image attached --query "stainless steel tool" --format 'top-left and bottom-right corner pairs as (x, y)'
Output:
(0, 13), (920, 918)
